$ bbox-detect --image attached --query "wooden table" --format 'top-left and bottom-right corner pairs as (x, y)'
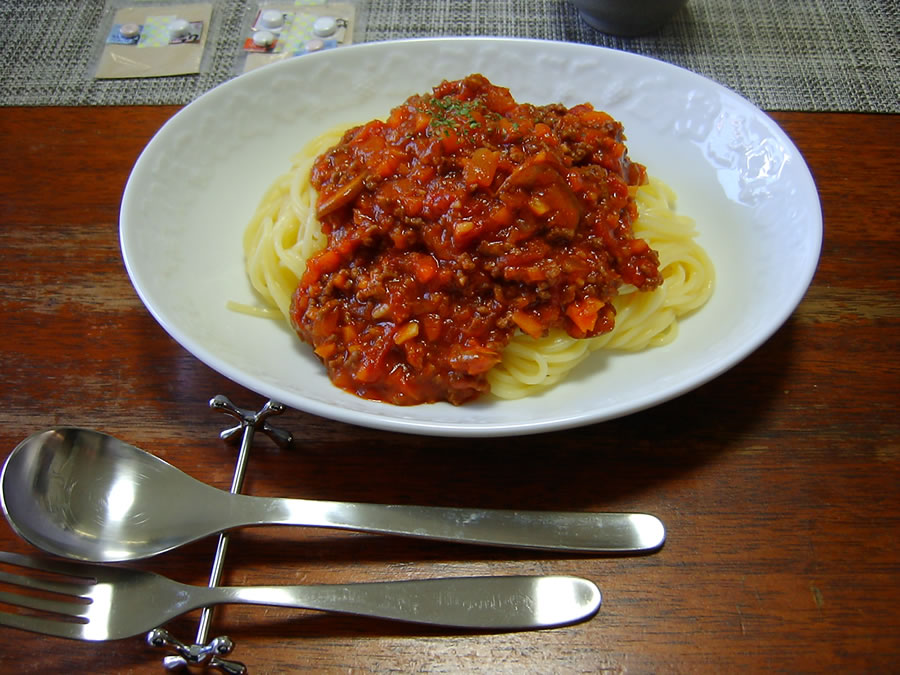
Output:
(0, 105), (897, 673)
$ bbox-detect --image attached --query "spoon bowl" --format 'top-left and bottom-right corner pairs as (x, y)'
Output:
(1, 428), (665, 562)
(1, 428), (231, 561)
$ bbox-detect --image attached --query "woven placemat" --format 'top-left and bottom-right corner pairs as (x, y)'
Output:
(1, 0), (897, 112)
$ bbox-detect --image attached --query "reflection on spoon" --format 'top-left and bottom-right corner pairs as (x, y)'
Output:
(1, 428), (665, 562)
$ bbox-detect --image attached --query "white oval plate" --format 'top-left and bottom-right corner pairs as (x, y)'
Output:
(120, 38), (821, 437)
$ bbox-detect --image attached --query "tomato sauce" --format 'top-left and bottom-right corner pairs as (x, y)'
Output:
(290, 74), (661, 405)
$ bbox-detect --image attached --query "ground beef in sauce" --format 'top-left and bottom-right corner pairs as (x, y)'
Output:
(290, 74), (661, 406)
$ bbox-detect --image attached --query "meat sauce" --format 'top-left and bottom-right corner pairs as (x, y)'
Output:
(290, 74), (662, 405)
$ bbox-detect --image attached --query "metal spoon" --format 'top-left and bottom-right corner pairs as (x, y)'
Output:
(0, 428), (665, 562)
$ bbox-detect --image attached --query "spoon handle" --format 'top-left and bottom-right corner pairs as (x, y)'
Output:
(241, 497), (665, 553)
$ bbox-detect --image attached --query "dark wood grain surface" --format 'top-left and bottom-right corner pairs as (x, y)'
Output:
(0, 105), (897, 673)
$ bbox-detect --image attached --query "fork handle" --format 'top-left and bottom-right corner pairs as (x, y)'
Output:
(193, 575), (601, 630)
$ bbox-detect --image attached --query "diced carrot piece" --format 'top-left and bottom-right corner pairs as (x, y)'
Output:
(400, 192), (424, 216)
(464, 148), (501, 188)
(630, 239), (650, 254)
(374, 152), (401, 178)
(512, 310), (545, 339)
(499, 118), (519, 139)
(319, 307), (341, 334)
(387, 107), (404, 129)
(314, 342), (337, 359)
(310, 249), (342, 276)
(485, 85), (516, 113)
(412, 112), (431, 133)
(579, 109), (613, 126)
(566, 298), (606, 334)
(441, 130), (461, 153)
(358, 135), (386, 158)
(413, 253), (438, 283)
(411, 165), (435, 184)
(356, 363), (380, 383)
(490, 204), (514, 226)
(533, 123), (556, 145)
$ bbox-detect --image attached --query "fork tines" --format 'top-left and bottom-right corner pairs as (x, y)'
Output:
(0, 551), (94, 636)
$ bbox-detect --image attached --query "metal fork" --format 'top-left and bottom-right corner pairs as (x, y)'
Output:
(0, 552), (601, 640)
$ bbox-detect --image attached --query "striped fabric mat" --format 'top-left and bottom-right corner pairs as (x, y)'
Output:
(0, 0), (897, 111)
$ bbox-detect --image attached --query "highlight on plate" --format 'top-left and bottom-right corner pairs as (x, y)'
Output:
(231, 74), (714, 406)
